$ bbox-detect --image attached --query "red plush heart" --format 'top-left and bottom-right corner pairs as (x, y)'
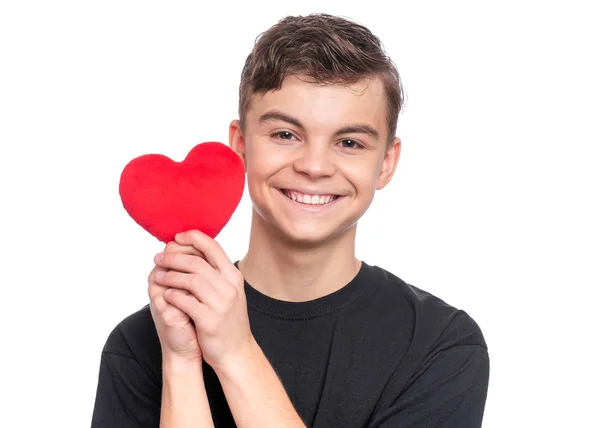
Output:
(119, 142), (245, 243)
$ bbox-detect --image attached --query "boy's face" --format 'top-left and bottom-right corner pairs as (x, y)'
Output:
(230, 74), (400, 246)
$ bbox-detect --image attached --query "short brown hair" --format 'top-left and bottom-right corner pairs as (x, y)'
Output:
(238, 13), (404, 145)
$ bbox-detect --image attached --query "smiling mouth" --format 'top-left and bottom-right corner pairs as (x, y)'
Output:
(278, 189), (341, 206)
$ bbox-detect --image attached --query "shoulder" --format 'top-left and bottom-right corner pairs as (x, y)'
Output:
(102, 305), (162, 369)
(361, 262), (487, 351)
(93, 306), (162, 427)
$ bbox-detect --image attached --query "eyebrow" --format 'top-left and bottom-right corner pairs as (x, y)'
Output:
(258, 110), (380, 141)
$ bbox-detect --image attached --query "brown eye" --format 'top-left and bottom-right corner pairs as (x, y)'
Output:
(274, 131), (295, 140)
(340, 139), (362, 149)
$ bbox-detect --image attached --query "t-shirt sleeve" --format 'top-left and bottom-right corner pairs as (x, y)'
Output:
(367, 344), (489, 428)
(91, 324), (162, 428)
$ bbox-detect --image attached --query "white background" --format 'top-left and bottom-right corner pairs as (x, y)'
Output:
(1, 1), (598, 427)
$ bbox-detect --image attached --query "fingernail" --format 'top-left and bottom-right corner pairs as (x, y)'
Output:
(155, 271), (165, 281)
(155, 252), (164, 262)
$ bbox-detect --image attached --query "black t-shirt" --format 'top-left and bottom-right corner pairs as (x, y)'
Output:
(91, 261), (489, 427)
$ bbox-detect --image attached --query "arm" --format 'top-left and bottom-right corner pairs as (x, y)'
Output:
(368, 345), (489, 428)
(213, 338), (307, 428)
(149, 240), (217, 427)
(91, 336), (215, 428)
(153, 230), (307, 427)
(160, 356), (214, 428)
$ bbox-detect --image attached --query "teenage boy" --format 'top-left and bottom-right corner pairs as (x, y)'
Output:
(92, 13), (489, 428)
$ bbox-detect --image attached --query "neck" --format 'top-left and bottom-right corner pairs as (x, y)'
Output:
(238, 209), (361, 302)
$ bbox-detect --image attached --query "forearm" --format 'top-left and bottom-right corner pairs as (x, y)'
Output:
(214, 338), (306, 428)
(160, 356), (214, 428)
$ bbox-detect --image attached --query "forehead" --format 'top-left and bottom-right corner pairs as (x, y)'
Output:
(246, 75), (387, 132)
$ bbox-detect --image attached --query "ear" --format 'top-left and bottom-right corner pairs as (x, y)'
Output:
(376, 137), (401, 190)
(229, 119), (247, 172)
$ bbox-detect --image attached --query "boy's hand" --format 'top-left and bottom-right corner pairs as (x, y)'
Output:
(153, 229), (254, 372)
(148, 242), (204, 364)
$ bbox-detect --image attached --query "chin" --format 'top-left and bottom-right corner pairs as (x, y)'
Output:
(250, 185), (365, 247)
(274, 218), (358, 248)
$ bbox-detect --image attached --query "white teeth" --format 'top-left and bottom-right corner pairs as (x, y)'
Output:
(283, 190), (337, 205)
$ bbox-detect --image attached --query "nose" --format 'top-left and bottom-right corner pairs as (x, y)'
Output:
(292, 141), (336, 179)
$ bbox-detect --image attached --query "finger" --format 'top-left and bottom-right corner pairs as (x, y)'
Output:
(149, 265), (194, 320)
(164, 241), (204, 257)
(150, 289), (193, 330)
(150, 242), (200, 299)
(149, 265), (177, 298)
(154, 252), (234, 298)
(163, 288), (211, 327)
(154, 252), (207, 275)
(174, 230), (238, 279)
(148, 252), (194, 323)
(148, 267), (190, 315)
(149, 281), (187, 319)
(155, 270), (223, 309)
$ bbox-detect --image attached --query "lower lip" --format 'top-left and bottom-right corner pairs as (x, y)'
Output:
(278, 189), (342, 212)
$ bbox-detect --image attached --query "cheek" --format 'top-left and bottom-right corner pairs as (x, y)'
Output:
(246, 142), (292, 179)
(245, 146), (281, 194)
(245, 143), (268, 179)
(342, 161), (380, 191)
